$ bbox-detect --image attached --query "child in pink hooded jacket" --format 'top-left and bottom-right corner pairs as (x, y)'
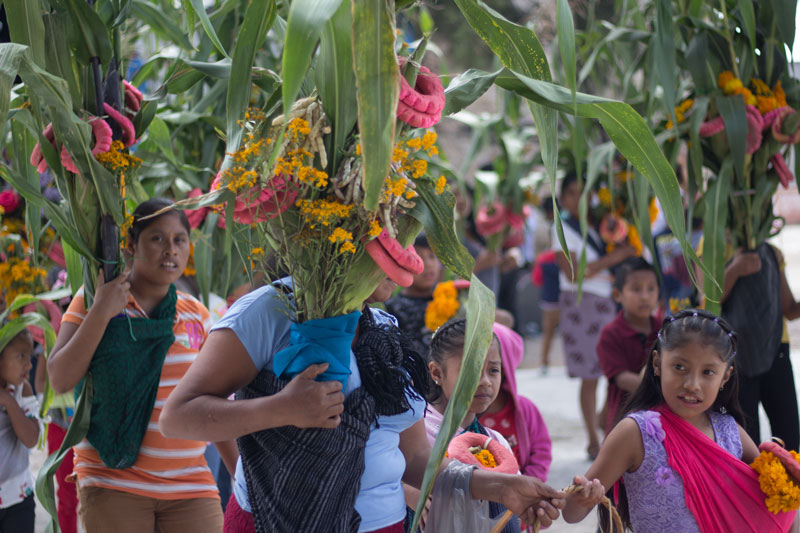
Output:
(480, 323), (552, 481)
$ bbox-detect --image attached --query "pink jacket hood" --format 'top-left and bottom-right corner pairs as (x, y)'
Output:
(491, 323), (552, 480)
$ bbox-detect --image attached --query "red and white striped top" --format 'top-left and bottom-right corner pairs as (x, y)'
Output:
(63, 288), (218, 500)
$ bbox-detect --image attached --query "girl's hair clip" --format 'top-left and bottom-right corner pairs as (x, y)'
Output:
(728, 332), (733, 337)
(692, 312), (698, 317)
(713, 318), (719, 323)
(670, 317), (676, 322)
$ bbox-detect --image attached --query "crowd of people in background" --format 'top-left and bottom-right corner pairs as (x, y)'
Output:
(3, 172), (800, 533)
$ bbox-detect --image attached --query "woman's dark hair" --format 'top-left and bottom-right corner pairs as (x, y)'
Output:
(128, 198), (191, 245)
(600, 308), (742, 531)
(414, 233), (430, 251)
(613, 257), (658, 292)
(427, 318), (467, 403)
(559, 172), (579, 198)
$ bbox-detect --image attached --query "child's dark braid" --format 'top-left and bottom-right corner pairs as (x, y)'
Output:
(656, 308), (737, 364)
(427, 318), (467, 403)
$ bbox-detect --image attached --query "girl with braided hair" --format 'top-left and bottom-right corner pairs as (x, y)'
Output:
(160, 278), (566, 533)
(563, 309), (797, 532)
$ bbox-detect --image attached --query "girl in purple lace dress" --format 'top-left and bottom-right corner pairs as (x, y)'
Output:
(562, 309), (780, 532)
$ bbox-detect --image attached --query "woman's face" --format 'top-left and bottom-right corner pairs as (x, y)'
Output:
(560, 181), (581, 218)
(128, 213), (190, 287)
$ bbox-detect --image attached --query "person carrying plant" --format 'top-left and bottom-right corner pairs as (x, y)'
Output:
(46, 199), (225, 532)
(158, 276), (566, 533)
(553, 172), (636, 460)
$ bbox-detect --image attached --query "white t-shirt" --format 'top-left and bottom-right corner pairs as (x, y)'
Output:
(551, 218), (613, 298)
(0, 384), (40, 508)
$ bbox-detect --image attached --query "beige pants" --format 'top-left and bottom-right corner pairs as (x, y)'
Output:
(78, 485), (223, 533)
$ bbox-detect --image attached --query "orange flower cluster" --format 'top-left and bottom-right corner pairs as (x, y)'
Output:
(751, 449), (800, 514)
(424, 281), (460, 332)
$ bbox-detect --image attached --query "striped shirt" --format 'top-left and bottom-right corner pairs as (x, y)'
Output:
(63, 288), (218, 500)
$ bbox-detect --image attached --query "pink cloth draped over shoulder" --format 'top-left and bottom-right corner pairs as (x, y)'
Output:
(657, 405), (795, 533)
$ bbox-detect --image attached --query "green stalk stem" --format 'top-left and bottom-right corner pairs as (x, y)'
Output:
(719, 0), (739, 79)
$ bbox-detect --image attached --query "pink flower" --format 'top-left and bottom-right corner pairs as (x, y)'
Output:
(698, 105), (763, 155)
(232, 175), (298, 225)
(23, 299), (62, 345)
(0, 190), (21, 214)
(185, 188), (209, 229)
(771, 106), (800, 145)
(48, 240), (66, 268)
(123, 80), (143, 119)
(396, 57), (445, 128)
(771, 153), (794, 189)
(104, 103), (137, 147)
(475, 202), (507, 237)
(29, 123), (56, 174)
(60, 116), (113, 174)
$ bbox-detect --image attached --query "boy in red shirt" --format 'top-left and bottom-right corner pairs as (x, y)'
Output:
(597, 257), (660, 435)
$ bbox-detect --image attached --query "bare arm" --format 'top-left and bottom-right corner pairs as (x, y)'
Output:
(399, 420), (565, 528)
(159, 328), (346, 442)
(563, 417), (643, 523)
(213, 439), (239, 477)
(47, 270), (131, 393)
(0, 382), (40, 448)
(738, 424), (760, 463)
(613, 370), (643, 393)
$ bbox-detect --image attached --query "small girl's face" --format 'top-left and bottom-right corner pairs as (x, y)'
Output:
(128, 213), (190, 287)
(653, 339), (732, 427)
(430, 339), (502, 416)
(0, 334), (34, 388)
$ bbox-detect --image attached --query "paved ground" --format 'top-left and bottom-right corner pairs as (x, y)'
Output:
(29, 225), (800, 532)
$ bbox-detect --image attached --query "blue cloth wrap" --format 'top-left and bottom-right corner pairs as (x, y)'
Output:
(272, 310), (362, 390)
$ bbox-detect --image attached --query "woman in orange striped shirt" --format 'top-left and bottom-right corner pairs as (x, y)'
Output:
(47, 199), (225, 533)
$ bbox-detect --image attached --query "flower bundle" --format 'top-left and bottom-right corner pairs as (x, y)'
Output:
(593, 169), (659, 257)
(474, 201), (530, 252)
(202, 83), (447, 321)
(752, 442), (800, 514)
(446, 432), (518, 474)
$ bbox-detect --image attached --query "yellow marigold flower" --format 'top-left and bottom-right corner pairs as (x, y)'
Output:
(774, 81), (787, 108)
(628, 225), (643, 256)
(435, 176), (447, 195)
(339, 241), (356, 254)
(404, 190), (417, 199)
(251, 247), (265, 256)
(718, 71), (736, 90)
(615, 170), (633, 183)
(723, 77), (744, 95)
(288, 117), (311, 138)
(473, 449), (497, 468)
(751, 78), (771, 96)
(411, 159), (427, 179)
(296, 198), (354, 227)
(597, 187), (611, 206)
(405, 137), (423, 151)
(356, 144), (362, 156)
(328, 227), (353, 244)
(392, 146), (409, 164)
(369, 220), (382, 237)
(433, 281), (458, 301)
(739, 87), (757, 106)
(422, 130), (437, 152)
(649, 197), (659, 225)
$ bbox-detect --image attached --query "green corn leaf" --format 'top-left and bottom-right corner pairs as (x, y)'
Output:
(63, 0), (113, 66)
(62, 240), (83, 297)
(556, 0), (576, 107)
(282, 0), (343, 117)
(315, 0), (358, 175)
(147, 116), (178, 166)
(453, 0), (558, 189)
(43, 14), (80, 110)
(224, 0), (276, 169)
(409, 179), (475, 280)
(130, 0), (194, 51)
(188, 0), (230, 58)
(702, 160), (732, 315)
(351, 0), (398, 211)
(716, 94), (746, 182)
(443, 68), (502, 116)
(654, 0), (676, 125)
(737, 0), (756, 48)
(495, 71), (716, 289)
(0, 44), (27, 129)
(4, 0), (47, 68)
(411, 276), (495, 533)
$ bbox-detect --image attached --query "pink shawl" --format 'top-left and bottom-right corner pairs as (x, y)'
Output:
(656, 406), (795, 532)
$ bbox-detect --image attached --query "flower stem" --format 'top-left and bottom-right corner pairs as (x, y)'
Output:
(719, 0), (739, 79)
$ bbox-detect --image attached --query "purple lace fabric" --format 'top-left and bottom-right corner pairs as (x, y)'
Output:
(622, 410), (742, 532)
